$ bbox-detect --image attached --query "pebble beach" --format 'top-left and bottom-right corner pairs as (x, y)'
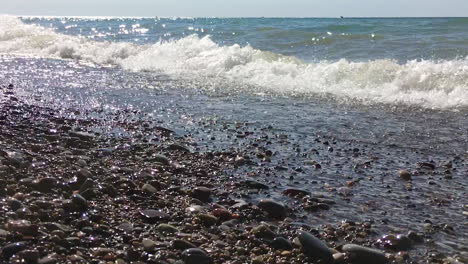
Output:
(0, 83), (466, 264)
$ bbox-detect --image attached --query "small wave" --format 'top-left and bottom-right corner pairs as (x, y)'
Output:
(1, 15), (467, 109)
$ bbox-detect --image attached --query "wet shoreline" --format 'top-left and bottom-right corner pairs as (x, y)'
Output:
(0, 83), (467, 263)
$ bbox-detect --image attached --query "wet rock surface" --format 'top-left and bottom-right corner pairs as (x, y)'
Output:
(0, 82), (466, 264)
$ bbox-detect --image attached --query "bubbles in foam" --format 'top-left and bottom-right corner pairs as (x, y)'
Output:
(1, 15), (467, 109)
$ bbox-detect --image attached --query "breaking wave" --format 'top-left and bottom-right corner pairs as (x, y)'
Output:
(1, 15), (467, 109)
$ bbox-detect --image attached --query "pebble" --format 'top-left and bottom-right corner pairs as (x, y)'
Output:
(153, 154), (170, 165)
(167, 143), (191, 152)
(243, 180), (269, 189)
(142, 238), (157, 252)
(6, 220), (38, 236)
(191, 187), (212, 202)
(257, 199), (287, 219)
(252, 224), (275, 239)
(2, 242), (27, 259)
(342, 244), (388, 264)
(71, 194), (88, 211)
(172, 239), (197, 250)
(18, 249), (39, 263)
(283, 188), (310, 197)
(298, 231), (333, 262)
(182, 248), (212, 264)
(8, 199), (22, 211)
(142, 183), (158, 193)
(407, 231), (424, 243)
(271, 237), (293, 250)
(197, 214), (218, 227)
(399, 170), (411, 181)
(211, 208), (232, 221)
(35, 177), (57, 193)
(140, 209), (170, 223)
(156, 223), (179, 234)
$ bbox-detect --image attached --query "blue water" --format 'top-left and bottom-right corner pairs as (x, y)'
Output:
(21, 17), (468, 62)
(0, 16), (467, 258)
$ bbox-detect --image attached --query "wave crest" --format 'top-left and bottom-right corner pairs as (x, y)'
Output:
(1, 15), (467, 109)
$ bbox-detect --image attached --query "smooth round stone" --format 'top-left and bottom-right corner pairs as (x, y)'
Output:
(8, 199), (22, 211)
(399, 170), (411, 181)
(197, 214), (218, 227)
(182, 248), (211, 264)
(298, 231), (333, 263)
(156, 224), (179, 234)
(185, 205), (205, 214)
(282, 188), (310, 197)
(18, 249), (39, 263)
(2, 242), (27, 259)
(142, 183), (158, 193)
(257, 199), (287, 219)
(252, 224), (275, 239)
(140, 209), (170, 223)
(71, 194), (88, 210)
(243, 180), (269, 189)
(271, 237), (293, 250)
(153, 154), (170, 165)
(191, 187), (212, 202)
(35, 177), (57, 192)
(342, 244), (388, 264)
(396, 234), (412, 250)
(142, 239), (157, 252)
(407, 231), (424, 243)
(6, 220), (38, 236)
(211, 208), (232, 221)
(172, 239), (197, 250)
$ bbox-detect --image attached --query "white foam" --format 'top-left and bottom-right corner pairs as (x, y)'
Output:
(1, 15), (467, 109)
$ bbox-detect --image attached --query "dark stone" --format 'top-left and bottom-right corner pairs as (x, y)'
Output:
(35, 177), (57, 193)
(407, 231), (424, 243)
(172, 239), (197, 250)
(258, 199), (287, 219)
(69, 131), (95, 141)
(283, 188), (310, 197)
(342, 244), (388, 264)
(8, 199), (22, 211)
(71, 194), (88, 211)
(243, 180), (269, 189)
(271, 237), (293, 250)
(191, 187), (211, 202)
(153, 154), (170, 165)
(2, 242), (27, 259)
(167, 144), (191, 152)
(182, 248), (212, 264)
(298, 231), (333, 263)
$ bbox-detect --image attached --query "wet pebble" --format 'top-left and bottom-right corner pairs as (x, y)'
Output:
(342, 244), (388, 264)
(197, 214), (218, 227)
(156, 223), (179, 234)
(2, 242), (27, 259)
(191, 187), (212, 202)
(172, 239), (197, 250)
(271, 237), (293, 250)
(140, 209), (170, 223)
(298, 231), (333, 262)
(257, 199), (287, 219)
(182, 248), (212, 264)
(71, 194), (88, 211)
(399, 170), (411, 181)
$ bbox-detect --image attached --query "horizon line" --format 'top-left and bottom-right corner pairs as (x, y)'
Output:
(3, 14), (468, 19)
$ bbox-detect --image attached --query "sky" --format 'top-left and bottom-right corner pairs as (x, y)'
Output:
(1, 0), (467, 17)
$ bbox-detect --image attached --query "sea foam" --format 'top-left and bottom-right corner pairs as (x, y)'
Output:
(1, 15), (467, 109)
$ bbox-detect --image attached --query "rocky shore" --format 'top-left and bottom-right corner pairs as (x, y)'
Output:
(0, 83), (466, 264)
